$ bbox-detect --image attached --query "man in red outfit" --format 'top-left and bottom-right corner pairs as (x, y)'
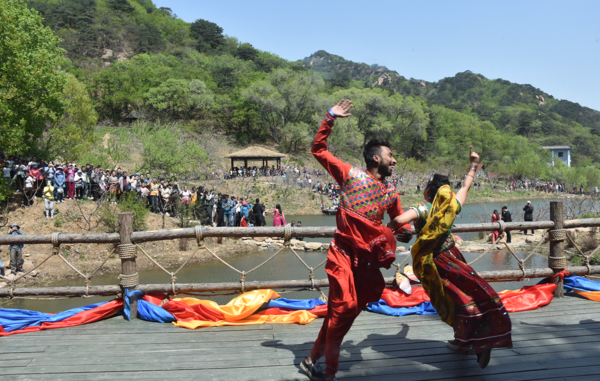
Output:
(300, 100), (412, 381)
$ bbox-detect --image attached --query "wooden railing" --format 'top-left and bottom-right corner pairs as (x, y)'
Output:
(1, 201), (599, 318)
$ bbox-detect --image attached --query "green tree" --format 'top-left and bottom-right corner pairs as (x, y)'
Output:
(108, 0), (135, 14)
(242, 68), (324, 145)
(145, 78), (214, 121)
(190, 18), (225, 52)
(0, 0), (67, 155)
(42, 74), (98, 161)
(134, 122), (208, 177)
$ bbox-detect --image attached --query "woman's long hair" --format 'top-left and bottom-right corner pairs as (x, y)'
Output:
(276, 204), (283, 215)
(426, 174), (450, 202)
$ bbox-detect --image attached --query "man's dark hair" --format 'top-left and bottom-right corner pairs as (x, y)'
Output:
(502, 206), (508, 210)
(427, 174), (451, 201)
(363, 139), (391, 168)
(255, 198), (260, 204)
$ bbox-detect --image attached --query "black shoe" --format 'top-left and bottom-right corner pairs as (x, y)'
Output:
(300, 357), (326, 381)
(476, 348), (492, 369)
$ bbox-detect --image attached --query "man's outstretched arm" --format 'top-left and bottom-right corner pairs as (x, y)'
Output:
(311, 100), (354, 185)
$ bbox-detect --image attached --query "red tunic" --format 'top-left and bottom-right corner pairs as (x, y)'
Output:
(310, 114), (411, 374)
(312, 115), (409, 271)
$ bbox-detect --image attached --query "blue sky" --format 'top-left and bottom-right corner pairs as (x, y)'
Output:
(154, 0), (600, 111)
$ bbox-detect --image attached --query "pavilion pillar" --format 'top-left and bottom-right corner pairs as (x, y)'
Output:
(244, 159), (248, 172)
(231, 158), (234, 172)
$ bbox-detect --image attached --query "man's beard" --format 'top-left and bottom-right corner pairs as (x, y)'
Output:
(379, 162), (393, 177)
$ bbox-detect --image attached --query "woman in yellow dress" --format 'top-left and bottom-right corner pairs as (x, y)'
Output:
(389, 148), (512, 369)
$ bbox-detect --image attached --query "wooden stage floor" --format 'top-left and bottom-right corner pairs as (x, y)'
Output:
(1, 294), (600, 380)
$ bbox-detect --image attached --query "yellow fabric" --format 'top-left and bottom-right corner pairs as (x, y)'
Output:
(171, 289), (321, 329)
(410, 185), (459, 326)
(191, 194), (197, 204)
(574, 290), (600, 302)
(43, 185), (54, 201)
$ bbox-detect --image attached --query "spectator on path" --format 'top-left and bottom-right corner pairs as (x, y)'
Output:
(0, 246), (5, 277)
(54, 165), (65, 203)
(23, 170), (35, 207)
(74, 169), (85, 200)
(501, 206), (512, 243)
(253, 198), (266, 227)
(149, 179), (160, 213)
(266, 204), (286, 226)
(84, 164), (93, 199)
(181, 186), (191, 205)
(491, 210), (501, 243)
(217, 194), (226, 227)
(29, 163), (44, 196)
(66, 164), (76, 200)
(223, 195), (234, 227)
(522, 201), (535, 235)
(9, 223), (24, 275)
(43, 181), (55, 219)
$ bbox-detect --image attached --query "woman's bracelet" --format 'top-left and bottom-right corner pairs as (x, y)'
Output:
(468, 163), (478, 172)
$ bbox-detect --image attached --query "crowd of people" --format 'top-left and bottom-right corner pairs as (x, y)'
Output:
(1, 155), (305, 228)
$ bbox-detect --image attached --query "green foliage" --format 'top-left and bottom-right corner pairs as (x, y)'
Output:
(43, 74), (98, 161)
(145, 78), (214, 120)
(99, 192), (148, 232)
(133, 121), (208, 177)
(190, 18), (225, 53)
(1, 0), (67, 156)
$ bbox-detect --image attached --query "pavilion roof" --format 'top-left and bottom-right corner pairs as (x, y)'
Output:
(224, 146), (287, 159)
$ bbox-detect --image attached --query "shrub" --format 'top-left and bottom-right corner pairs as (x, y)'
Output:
(99, 192), (149, 232)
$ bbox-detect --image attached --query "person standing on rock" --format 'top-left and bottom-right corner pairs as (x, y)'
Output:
(8, 223), (24, 275)
(501, 206), (512, 243)
(301, 100), (412, 381)
(522, 201), (535, 235)
(43, 181), (55, 219)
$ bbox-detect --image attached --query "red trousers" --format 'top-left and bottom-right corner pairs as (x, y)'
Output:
(311, 243), (385, 375)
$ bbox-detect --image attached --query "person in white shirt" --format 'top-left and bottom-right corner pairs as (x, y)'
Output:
(180, 186), (191, 204)
(74, 169), (86, 200)
(23, 171), (35, 207)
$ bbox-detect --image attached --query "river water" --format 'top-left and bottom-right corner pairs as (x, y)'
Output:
(1, 198), (563, 313)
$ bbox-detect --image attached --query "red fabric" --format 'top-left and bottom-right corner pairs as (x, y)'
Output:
(0, 300), (123, 337)
(381, 287), (431, 308)
(499, 284), (557, 312)
(256, 304), (328, 317)
(161, 300), (224, 322)
(142, 293), (169, 306)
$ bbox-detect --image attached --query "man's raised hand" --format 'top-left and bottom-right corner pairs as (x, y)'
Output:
(330, 99), (353, 118)
(469, 146), (480, 164)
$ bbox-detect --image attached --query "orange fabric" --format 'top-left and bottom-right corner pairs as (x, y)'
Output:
(574, 290), (600, 302)
(166, 290), (322, 329)
(498, 284), (556, 312)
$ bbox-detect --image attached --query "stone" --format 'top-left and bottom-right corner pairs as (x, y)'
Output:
(259, 242), (267, 247)
(295, 241), (306, 248)
(295, 247), (305, 251)
(525, 237), (535, 244)
(101, 49), (113, 59)
(274, 243), (283, 248)
(23, 260), (34, 271)
(265, 238), (273, 243)
(305, 242), (323, 251)
(255, 237), (266, 242)
(322, 243), (330, 250)
(242, 237), (252, 240)
(30, 270), (38, 277)
(24, 253), (30, 257)
(398, 246), (407, 252)
(243, 240), (255, 246)
(290, 239), (301, 245)
(0, 282), (6, 287)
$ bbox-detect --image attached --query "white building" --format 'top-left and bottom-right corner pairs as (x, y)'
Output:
(542, 145), (572, 167)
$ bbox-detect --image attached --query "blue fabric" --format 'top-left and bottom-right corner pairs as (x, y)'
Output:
(366, 300), (437, 317)
(265, 298), (326, 310)
(123, 289), (175, 323)
(564, 276), (600, 293)
(137, 300), (176, 323)
(0, 301), (108, 333)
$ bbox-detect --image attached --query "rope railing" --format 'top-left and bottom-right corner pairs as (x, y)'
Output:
(0, 202), (599, 308)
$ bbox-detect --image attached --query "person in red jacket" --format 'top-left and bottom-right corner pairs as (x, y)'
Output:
(301, 100), (412, 381)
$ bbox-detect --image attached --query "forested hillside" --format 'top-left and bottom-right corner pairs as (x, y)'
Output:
(4, 0), (600, 190)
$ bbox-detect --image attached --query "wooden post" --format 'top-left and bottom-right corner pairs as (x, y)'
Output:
(549, 201), (566, 298)
(119, 213), (138, 318)
(231, 158), (234, 172)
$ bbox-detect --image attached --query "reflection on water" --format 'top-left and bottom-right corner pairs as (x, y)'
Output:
(1, 198), (558, 313)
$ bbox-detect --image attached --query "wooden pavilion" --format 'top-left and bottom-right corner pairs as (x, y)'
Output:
(224, 146), (287, 171)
